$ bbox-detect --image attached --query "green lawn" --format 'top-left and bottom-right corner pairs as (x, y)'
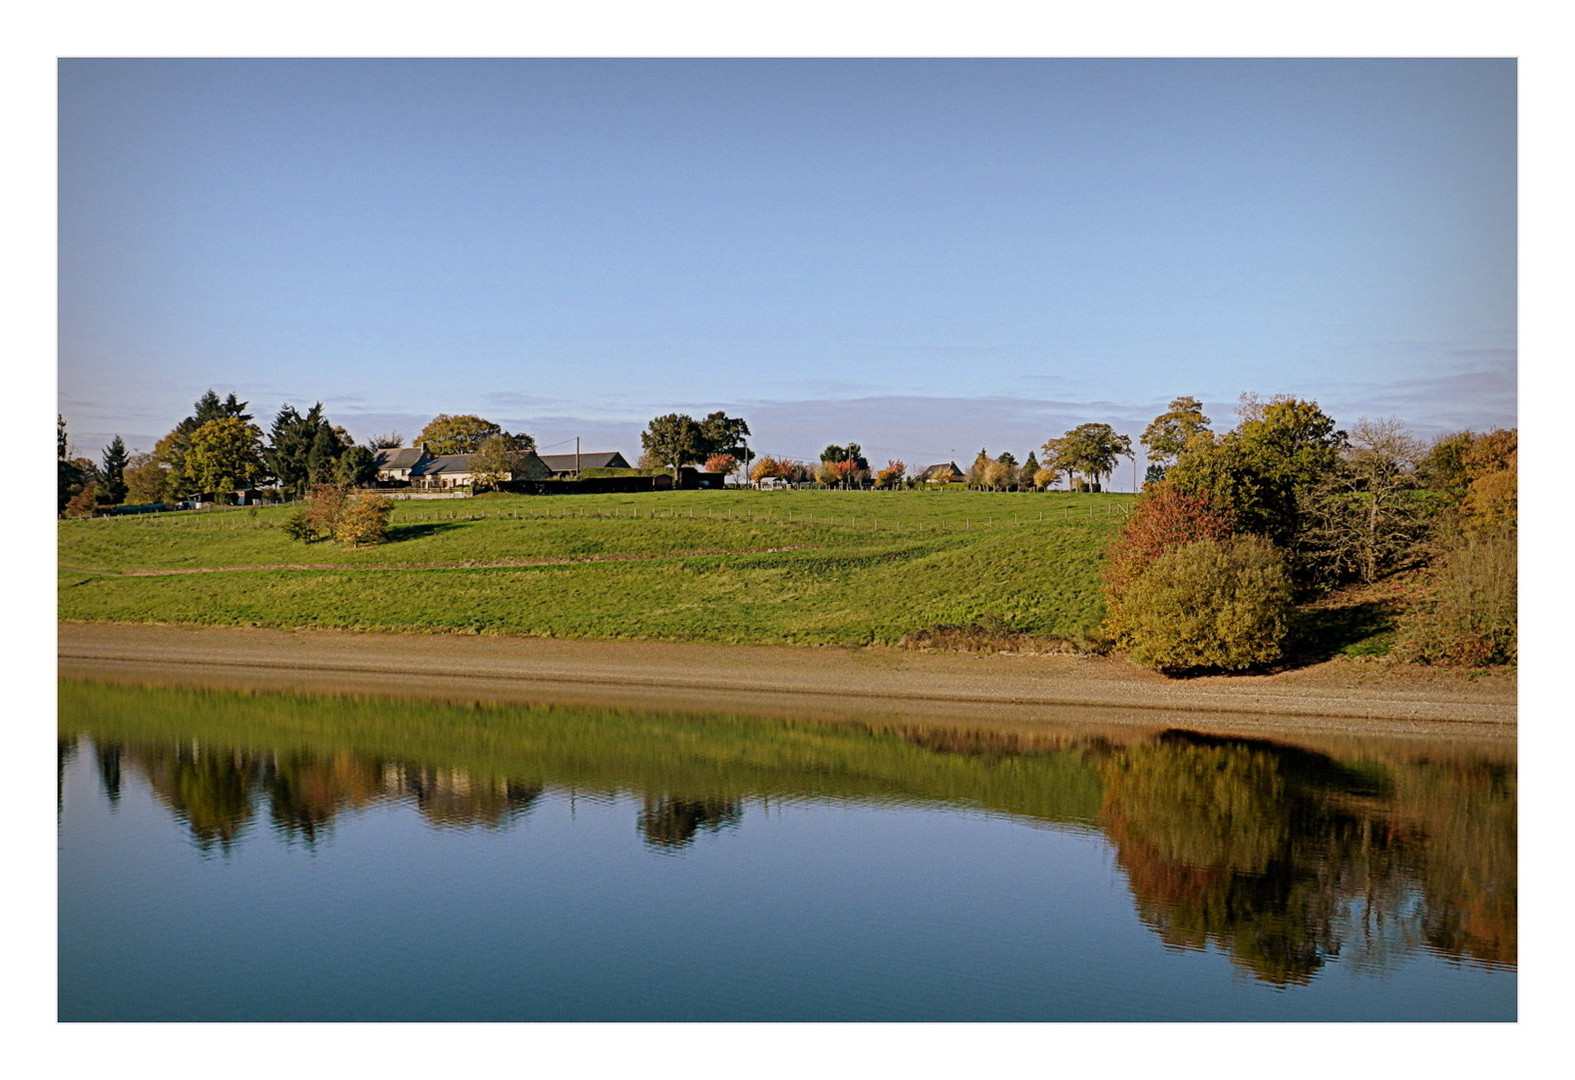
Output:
(58, 488), (1131, 645)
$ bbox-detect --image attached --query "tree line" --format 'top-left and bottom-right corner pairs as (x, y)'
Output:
(739, 424), (1136, 492)
(60, 390), (1142, 511)
(57, 392), (541, 515)
(1101, 394), (1516, 672)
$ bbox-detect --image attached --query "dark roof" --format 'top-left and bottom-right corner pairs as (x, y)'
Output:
(374, 447), (426, 470)
(917, 461), (963, 481)
(410, 454), (475, 476)
(538, 451), (629, 473)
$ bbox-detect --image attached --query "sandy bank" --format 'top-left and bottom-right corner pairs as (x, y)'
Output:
(57, 622), (1516, 743)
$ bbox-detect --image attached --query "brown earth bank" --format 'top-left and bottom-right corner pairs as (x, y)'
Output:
(57, 621), (1515, 744)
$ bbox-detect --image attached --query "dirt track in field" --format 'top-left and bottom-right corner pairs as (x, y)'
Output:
(57, 622), (1516, 743)
(98, 545), (815, 576)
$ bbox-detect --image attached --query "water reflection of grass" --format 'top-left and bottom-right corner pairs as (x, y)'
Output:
(58, 679), (1108, 825)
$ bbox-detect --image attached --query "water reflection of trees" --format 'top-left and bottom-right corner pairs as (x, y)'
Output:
(88, 741), (543, 851)
(62, 691), (1513, 979)
(386, 764), (542, 831)
(1097, 731), (1515, 984)
(94, 740), (123, 806)
(59, 735), (78, 814)
(638, 796), (742, 850)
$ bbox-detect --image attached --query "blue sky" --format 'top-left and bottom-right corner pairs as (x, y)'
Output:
(58, 58), (1516, 482)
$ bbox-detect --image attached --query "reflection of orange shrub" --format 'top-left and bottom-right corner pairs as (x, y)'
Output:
(1097, 734), (1518, 983)
(1389, 759), (1517, 967)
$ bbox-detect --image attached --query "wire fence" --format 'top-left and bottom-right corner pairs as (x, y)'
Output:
(391, 501), (1136, 534)
(70, 495), (1137, 536)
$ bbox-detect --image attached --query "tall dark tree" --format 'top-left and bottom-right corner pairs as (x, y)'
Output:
(996, 451), (1020, 490)
(335, 446), (379, 488)
(697, 412), (751, 463)
(641, 413), (704, 484)
(100, 436), (130, 505)
(267, 405), (308, 493)
(57, 415), (94, 513)
(268, 403), (345, 495)
(820, 443), (868, 469)
(1020, 451), (1041, 490)
(306, 423), (341, 485)
(193, 390), (252, 424)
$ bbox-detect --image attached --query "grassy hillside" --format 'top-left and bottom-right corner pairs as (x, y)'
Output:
(58, 489), (1130, 645)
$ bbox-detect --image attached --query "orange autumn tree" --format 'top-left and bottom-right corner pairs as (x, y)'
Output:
(1102, 482), (1236, 593)
(704, 453), (740, 477)
(826, 458), (858, 487)
(875, 460), (907, 489)
(750, 456), (792, 483)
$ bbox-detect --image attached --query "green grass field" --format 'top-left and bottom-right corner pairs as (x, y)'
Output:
(58, 488), (1132, 645)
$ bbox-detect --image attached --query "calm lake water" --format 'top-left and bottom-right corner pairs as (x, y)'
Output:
(57, 679), (1515, 1021)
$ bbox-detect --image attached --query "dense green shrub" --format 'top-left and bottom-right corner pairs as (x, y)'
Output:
(1104, 535), (1295, 674)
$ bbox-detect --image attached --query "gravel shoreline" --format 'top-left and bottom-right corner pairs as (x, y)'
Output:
(57, 621), (1516, 743)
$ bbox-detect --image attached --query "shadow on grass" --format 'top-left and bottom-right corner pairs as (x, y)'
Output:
(383, 521), (467, 544)
(1286, 600), (1398, 666)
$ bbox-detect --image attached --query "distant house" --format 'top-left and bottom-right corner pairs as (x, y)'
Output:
(374, 445), (551, 489)
(373, 445), (428, 483)
(916, 461), (964, 484)
(409, 454), (481, 489)
(537, 451), (631, 478)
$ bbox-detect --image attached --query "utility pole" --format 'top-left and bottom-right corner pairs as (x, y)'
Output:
(576, 435), (581, 477)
